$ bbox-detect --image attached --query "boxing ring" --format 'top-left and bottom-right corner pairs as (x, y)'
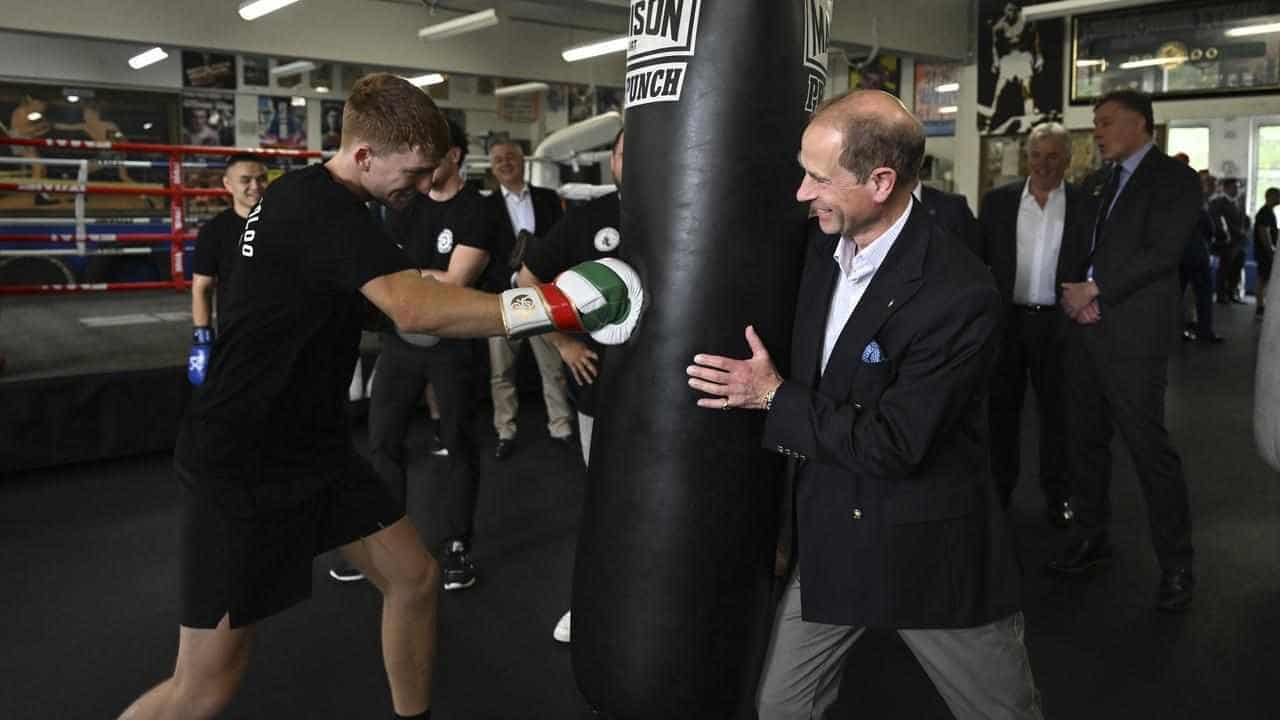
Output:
(0, 138), (327, 472)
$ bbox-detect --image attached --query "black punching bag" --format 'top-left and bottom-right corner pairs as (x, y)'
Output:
(572, 1), (833, 718)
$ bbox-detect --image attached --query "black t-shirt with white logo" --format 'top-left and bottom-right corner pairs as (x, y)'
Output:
(382, 185), (496, 352)
(385, 186), (496, 278)
(191, 207), (246, 319)
(524, 191), (621, 283)
(175, 163), (411, 515)
(523, 191), (621, 416)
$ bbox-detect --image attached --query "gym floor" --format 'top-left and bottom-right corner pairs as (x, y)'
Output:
(1, 302), (1276, 719)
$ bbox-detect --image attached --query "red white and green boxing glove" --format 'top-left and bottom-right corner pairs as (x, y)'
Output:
(499, 258), (644, 345)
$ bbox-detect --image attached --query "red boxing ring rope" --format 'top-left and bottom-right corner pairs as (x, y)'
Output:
(0, 137), (323, 295)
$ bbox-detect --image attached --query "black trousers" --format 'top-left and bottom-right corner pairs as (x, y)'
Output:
(368, 335), (479, 551)
(1180, 238), (1215, 336)
(988, 306), (1068, 507)
(1063, 333), (1194, 571)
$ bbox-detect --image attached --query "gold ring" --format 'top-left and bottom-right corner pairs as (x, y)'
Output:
(721, 398), (730, 410)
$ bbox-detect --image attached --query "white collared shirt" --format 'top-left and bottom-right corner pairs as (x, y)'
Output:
(821, 197), (914, 374)
(1014, 179), (1066, 306)
(501, 183), (536, 234)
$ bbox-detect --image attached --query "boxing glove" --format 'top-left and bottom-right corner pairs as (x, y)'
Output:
(188, 326), (213, 386)
(499, 258), (644, 346)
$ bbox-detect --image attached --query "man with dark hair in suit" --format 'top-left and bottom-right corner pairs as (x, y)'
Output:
(1051, 89), (1200, 613)
(916, 180), (983, 256)
(484, 140), (571, 460)
(687, 90), (1040, 720)
(979, 121), (1075, 526)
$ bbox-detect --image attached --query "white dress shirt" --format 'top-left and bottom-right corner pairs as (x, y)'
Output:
(501, 184), (536, 234)
(821, 198), (913, 374)
(1013, 179), (1066, 306)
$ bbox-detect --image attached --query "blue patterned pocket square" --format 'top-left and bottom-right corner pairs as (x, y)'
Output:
(861, 340), (885, 364)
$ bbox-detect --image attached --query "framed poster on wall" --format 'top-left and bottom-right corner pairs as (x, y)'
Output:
(1072, 0), (1280, 103)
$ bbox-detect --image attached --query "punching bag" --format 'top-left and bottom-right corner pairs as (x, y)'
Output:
(572, 2), (833, 718)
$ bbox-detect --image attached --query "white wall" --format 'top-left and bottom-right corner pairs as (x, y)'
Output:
(0, 0), (625, 88)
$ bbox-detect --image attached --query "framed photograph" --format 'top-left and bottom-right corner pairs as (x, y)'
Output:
(181, 51), (236, 90)
(1072, 0), (1280, 103)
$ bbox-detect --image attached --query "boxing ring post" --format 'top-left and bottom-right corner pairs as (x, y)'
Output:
(0, 137), (322, 295)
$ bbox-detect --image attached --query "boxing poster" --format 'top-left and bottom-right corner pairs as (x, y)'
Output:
(257, 96), (306, 148)
(181, 51), (236, 90)
(915, 63), (961, 137)
(849, 53), (901, 96)
(320, 100), (343, 151)
(978, 0), (1063, 135)
(182, 94), (234, 147)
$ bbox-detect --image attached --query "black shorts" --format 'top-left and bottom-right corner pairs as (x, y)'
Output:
(179, 454), (402, 629)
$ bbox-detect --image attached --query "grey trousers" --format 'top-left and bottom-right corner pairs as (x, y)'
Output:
(757, 571), (1043, 720)
(487, 335), (573, 440)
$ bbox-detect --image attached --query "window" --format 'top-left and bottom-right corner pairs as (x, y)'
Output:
(1255, 124), (1280, 213)
(1168, 126), (1210, 172)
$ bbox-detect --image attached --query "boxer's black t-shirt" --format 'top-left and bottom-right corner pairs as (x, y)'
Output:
(191, 207), (246, 318)
(524, 191), (621, 416)
(175, 163), (410, 514)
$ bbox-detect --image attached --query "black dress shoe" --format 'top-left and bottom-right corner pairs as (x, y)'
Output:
(1046, 499), (1074, 529)
(1156, 567), (1195, 612)
(1046, 534), (1113, 575)
(494, 438), (515, 461)
(1181, 328), (1197, 342)
(1201, 333), (1225, 344)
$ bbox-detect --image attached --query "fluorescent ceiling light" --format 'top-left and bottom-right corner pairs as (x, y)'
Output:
(1119, 56), (1185, 69)
(495, 82), (550, 97)
(128, 47), (168, 70)
(314, 85), (330, 94)
(27, 111), (43, 122)
(290, 96), (307, 107)
(938, 106), (958, 115)
(405, 73), (446, 87)
(1076, 58), (1106, 67)
(1226, 22), (1280, 37)
(143, 122), (154, 130)
(562, 36), (629, 62)
(66, 94), (80, 103)
(1021, 0), (1166, 21)
(272, 60), (316, 76)
(418, 8), (499, 40)
(238, 0), (302, 21)
(935, 83), (959, 93)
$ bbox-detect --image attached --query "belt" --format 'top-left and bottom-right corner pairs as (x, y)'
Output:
(1014, 303), (1056, 313)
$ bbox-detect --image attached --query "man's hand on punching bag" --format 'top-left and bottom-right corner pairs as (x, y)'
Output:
(687, 325), (784, 411)
(499, 258), (644, 345)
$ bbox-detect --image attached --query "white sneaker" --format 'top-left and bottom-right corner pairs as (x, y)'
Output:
(553, 610), (572, 643)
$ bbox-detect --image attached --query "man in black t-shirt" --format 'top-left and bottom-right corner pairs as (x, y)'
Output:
(330, 120), (495, 592)
(120, 74), (643, 720)
(1256, 187), (1279, 318)
(518, 128), (624, 644)
(187, 154), (268, 384)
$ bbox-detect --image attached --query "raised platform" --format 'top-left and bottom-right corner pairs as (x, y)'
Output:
(0, 290), (379, 473)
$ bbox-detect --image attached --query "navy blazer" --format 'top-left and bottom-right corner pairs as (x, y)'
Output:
(483, 184), (564, 291)
(762, 204), (1021, 629)
(1057, 147), (1201, 358)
